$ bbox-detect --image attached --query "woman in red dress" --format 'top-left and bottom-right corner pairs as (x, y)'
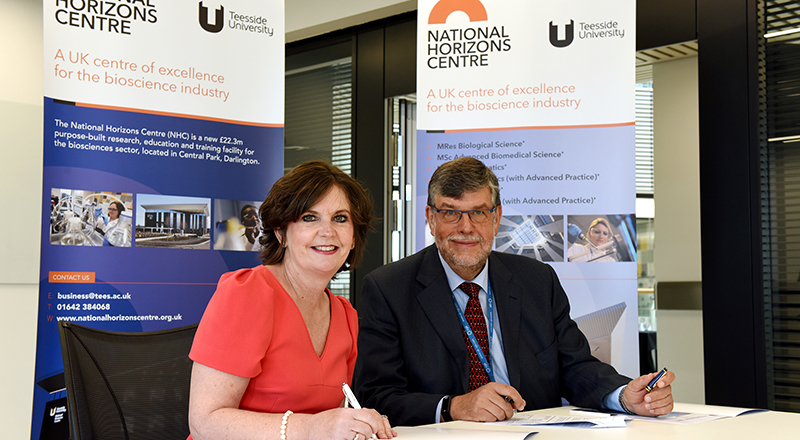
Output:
(188, 161), (395, 440)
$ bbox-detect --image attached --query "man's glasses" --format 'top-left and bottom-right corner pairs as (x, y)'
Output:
(429, 205), (498, 224)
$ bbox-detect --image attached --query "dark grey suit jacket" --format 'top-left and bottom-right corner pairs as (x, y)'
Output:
(354, 245), (630, 426)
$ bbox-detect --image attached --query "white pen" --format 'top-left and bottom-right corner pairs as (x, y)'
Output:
(343, 383), (379, 439)
(342, 382), (362, 409)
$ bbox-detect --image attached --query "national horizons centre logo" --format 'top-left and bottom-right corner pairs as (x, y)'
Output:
(198, 2), (274, 36)
(425, 1), (630, 67)
(52, 0), (158, 35)
(425, 0), (511, 69)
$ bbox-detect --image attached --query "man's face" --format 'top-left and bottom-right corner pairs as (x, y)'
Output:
(426, 186), (501, 280)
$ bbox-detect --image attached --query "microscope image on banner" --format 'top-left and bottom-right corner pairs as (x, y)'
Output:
(567, 214), (636, 262)
(50, 188), (133, 248)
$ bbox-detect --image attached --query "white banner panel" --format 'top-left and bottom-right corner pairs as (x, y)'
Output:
(417, 0), (638, 379)
(418, 1), (634, 130)
(44, 1), (283, 124)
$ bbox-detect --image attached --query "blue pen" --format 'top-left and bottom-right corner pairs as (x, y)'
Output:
(646, 367), (668, 392)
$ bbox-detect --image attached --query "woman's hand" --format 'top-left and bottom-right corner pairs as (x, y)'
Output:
(305, 408), (396, 440)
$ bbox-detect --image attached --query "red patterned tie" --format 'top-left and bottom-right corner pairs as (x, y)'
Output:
(460, 282), (491, 391)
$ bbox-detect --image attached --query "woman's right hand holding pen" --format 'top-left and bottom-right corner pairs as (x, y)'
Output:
(300, 408), (396, 440)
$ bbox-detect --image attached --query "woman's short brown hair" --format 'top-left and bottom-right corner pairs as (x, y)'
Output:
(257, 160), (374, 272)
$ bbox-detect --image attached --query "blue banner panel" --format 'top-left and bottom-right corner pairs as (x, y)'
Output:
(34, 1), (285, 435)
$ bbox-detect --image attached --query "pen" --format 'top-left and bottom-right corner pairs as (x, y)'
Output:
(342, 382), (362, 409)
(646, 367), (668, 392)
(503, 395), (518, 413)
(343, 383), (379, 439)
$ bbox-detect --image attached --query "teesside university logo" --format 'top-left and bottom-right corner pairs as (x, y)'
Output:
(198, 1), (224, 33)
(198, 2), (275, 36)
(550, 20), (574, 48)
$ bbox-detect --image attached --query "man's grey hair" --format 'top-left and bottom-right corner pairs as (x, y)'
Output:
(427, 157), (501, 207)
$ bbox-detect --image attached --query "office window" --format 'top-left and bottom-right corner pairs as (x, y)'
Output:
(764, 0), (800, 413)
(635, 75), (655, 196)
(285, 41), (353, 299)
(635, 67), (656, 307)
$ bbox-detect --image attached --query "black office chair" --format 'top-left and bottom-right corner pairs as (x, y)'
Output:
(57, 321), (198, 440)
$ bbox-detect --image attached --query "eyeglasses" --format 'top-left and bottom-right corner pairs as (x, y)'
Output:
(107, 208), (119, 212)
(429, 205), (498, 224)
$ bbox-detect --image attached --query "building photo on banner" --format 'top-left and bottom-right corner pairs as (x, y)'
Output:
(416, 0), (638, 376)
(33, 1), (285, 439)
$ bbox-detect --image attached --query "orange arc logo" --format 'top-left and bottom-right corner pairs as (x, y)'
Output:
(428, 0), (488, 24)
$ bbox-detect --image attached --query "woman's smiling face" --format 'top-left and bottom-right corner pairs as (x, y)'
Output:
(281, 185), (354, 277)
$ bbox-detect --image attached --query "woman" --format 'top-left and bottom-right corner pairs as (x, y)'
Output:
(585, 217), (612, 247)
(188, 161), (395, 440)
(96, 201), (125, 233)
(97, 201), (131, 247)
(567, 217), (616, 262)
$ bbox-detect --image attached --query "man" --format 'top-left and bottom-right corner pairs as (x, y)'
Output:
(354, 157), (674, 426)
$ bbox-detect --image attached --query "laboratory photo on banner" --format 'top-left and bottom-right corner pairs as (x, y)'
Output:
(49, 188), (133, 248)
(213, 199), (263, 252)
(494, 215), (564, 262)
(135, 194), (211, 250)
(567, 214), (637, 262)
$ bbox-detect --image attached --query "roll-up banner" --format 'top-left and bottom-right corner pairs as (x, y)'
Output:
(417, 0), (637, 378)
(33, 2), (284, 438)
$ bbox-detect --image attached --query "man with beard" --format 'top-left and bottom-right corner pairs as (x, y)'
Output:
(354, 157), (675, 426)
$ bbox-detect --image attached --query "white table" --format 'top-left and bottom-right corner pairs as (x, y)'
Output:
(393, 404), (800, 439)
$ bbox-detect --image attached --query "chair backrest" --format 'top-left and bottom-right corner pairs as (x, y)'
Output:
(58, 321), (198, 440)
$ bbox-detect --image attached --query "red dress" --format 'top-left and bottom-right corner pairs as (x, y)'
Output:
(189, 265), (358, 418)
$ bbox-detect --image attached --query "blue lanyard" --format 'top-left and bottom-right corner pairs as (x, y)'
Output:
(453, 287), (494, 382)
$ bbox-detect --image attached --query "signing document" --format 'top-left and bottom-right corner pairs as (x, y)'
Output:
(570, 402), (768, 425)
(491, 412), (627, 429)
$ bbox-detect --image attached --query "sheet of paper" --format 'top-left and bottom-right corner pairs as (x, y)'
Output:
(571, 403), (769, 425)
(490, 413), (627, 428)
(394, 426), (536, 439)
(672, 403), (768, 417)
(639, 404), (768, 425)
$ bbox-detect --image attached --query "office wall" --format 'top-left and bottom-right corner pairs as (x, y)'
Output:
(653, 58), (702, 283)
(285, 0), (415, 42)
(1, 0), (44, 438)
(653, 55), (705, 403)
(652, 56), (704, 404)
